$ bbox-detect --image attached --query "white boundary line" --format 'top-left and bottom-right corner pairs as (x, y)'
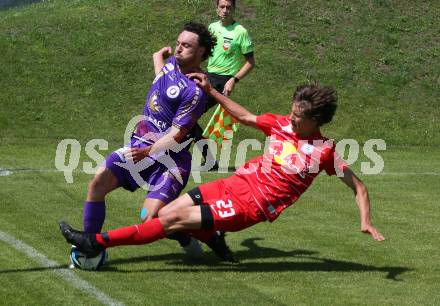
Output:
(379, 172), (440, 176)
(0, 230), (124, 306)
(1, 168), (440, 176)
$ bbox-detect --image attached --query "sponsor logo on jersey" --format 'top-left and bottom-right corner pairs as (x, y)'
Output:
(271, 140), (313, 175)
(301, 143), (314, 155)
(191, 86), (201, 105)
(147, 115), (168, 130)
(178, 78), (188, 90)
(273, 141), (297, 165)
(223, 36), (233, 51)
(268, 204), (276, 215)
(148, 91), (161, 112)
(166, 85), (180, 98)
(165, 63), (174, 71)
(168, 72), (176, 81)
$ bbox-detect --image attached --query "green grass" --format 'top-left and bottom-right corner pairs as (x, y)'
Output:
(0, 0), (439, 305)
(1, 148), (439, 305)
(1, 0), (439, 145)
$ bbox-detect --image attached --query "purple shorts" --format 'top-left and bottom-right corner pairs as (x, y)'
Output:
(104, 142), (191, 204)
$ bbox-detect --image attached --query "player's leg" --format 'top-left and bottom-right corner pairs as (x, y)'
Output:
(182, 186), (236, 262)
(139, 198), (166, 223)
(98, 182), (258, 259)
(139, 196), (205, 257)
(157, 193), (196, 216)
(145, 166), (204, 258)
(95, 208), (202, 248)
(157, 191), (233, 261)
(83, 166), (120, 234)
(87, 166), (120, 201)
(143, 162), (192, 218)
(188, 177), (266, 262)
(83, 146), (139, 234)
(59, 194), (203, 256)
(59, 177), (259, 260)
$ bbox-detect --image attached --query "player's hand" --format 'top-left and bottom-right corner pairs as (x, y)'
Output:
(124, 147), (151, 163)
(223, 78), (236, 96)
(187, 72), (213, 94)
(361, 224), (385, 241)
(155, 46), (172, 59)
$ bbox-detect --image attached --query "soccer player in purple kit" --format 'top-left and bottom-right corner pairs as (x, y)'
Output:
(80, 22), (217, 258)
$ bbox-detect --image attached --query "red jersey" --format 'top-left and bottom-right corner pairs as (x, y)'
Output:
(234, 113), (347, 222)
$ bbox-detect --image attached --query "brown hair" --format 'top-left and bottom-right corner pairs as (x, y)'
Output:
(217, 0), (236, 7)
(293, 83), (337, 126)
(183, 22), (217, 61)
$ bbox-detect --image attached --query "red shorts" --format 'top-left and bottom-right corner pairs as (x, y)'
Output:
(197, 175), (266, 232)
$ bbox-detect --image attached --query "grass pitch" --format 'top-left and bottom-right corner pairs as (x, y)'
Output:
(1, 0), (439, 305)
(1, 147), (439, 305)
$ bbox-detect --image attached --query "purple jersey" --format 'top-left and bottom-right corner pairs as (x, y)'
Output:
(136, 56), (206, 146)
(104, 57), (206, 202)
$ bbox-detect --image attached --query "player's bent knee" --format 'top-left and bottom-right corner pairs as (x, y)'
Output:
(87, 168), (118, 199)
(157, 202), (178, 217)
(157, 207), (168, 218)
(88, 176), (106, 195)
(160, 211), (182, 227)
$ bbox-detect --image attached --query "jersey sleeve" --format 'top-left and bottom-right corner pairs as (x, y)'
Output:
(239, 28), (254, 55)
(322, 145), (348, 177)
(255, 113), (279, 136)
(172, 85), (206, 133)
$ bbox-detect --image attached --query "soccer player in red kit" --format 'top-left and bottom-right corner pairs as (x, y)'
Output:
(60, 74), (385, 262)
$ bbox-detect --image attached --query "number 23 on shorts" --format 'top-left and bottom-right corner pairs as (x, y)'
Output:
(210, 199), (236, 218)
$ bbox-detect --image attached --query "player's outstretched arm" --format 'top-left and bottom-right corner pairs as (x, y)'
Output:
(153, 47), (172, 75)
(188, 72), (258, 128)
(339, 167), (385, 241)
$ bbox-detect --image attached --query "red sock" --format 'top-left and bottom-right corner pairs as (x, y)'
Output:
(96, 218), (166, 247)
(188, 228), (217, 244)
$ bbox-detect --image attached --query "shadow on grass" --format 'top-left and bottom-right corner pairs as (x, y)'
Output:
(0, 264), (69, 273)
(102, 237), (411, 281)
(0, 238), (410, 281)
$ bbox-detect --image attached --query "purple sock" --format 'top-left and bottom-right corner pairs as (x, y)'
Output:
(83, 201), (106, 233)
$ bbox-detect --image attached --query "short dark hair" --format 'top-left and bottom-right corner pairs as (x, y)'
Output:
(293, 83), (337, 126)
(182, 22), (217, 61)
(217, 0), (236, 7)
